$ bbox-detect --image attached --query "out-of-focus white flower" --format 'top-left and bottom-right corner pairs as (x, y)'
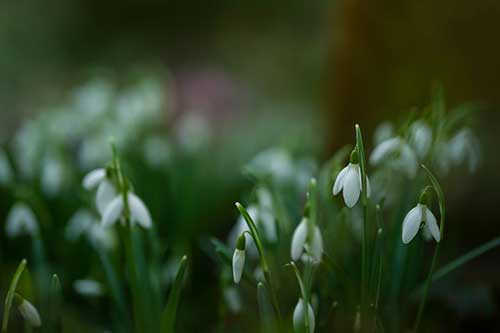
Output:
(17, 298), (41, 327)
(96, 180), (117, 216)
(245, 148), (294, 183)
(402, 200), (440, 244)
(409, 121), (433, 158)
(290, 218), (323, 262)
(0, 148), (13, 185)
(6, 203), (39, 238)
(370, 137), (418, 178)
(448, 128), (480, 172)
(333, 151), (370, 208)
(73, 279), (104, 297)
(293, 298), (315, 333)
(232, 234), (246, 284)
(83, 168), (106, 190)
(41, 155), (66, 197)
(87, 223), (116, 250)
(143, 136), (172, 168)
(65, 209), (95, 241)
(102, 192), (152, 228)
(223, 286), (242, 313)
(373, 121), (395, 145)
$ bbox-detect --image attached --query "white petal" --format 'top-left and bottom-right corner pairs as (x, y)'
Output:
(424, 207), (440, 242)
(18, 300), (41, 327)
(291, 219), (308, 261)
(310, 225), (323, 261)
(96, 180), (117, 215)
(343, 164), (361, 208)
(293, 298), (315, 333)
(402, 205), (422, 244)
(128, 193), (152, 228)
(369, 137), (400, 165)
(232, 249), (246, 283)
(260, 208), (277, 242)
(83, 168), (106, 190)
(333, 165), (349, 195)
(101, 196), (124, 227)
(410, 121), (432, 158)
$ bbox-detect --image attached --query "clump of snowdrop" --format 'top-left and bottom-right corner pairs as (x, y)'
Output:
(293, 298), (315, 333)
(402, 190), (440, 244)
(5, 202), (39, 238)
(333, 149), (370, 208)
(232, 234), (246, 283)
(15, 294), (42, 328)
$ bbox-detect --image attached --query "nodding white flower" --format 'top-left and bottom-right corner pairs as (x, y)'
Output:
(6, 203), (39, 238)
(73, 279), (104, 297)
(83, 168), (107, 190)
(293, 298), (315, 333)
(370, 137), (418, 177)
(333, 150), (370, 208)
(65, 209), (95, 241)
(102, 192), (152, 228)
(291, 218), (323, 262)
(448, 128), (480, 172)
(409, 121), (433, 158)
(373, 121), (395, 145)
(17, 298), (41, 327)
(402, 192), (440, 244)
(232, 234), (246, 284)
(41, 155), (66, 197)
(96, 180), (117, 215)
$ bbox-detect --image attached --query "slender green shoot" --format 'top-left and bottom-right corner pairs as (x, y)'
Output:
(2, 259), (27, 333)
(161, 255), (189, 333)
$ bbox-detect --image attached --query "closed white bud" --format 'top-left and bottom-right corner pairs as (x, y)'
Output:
(293, 298), (315, 333)
(18, 299), (42, 327)
(232, 234), (246, 283)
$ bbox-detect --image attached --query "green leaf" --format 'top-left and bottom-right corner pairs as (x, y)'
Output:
(2, 259), (27, 333)
(257, 282), (278, 333)
(161, 255), (189, 333)
(48, 274), (63, 332)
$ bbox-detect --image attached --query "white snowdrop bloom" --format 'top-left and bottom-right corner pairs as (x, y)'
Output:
(102, 193), (152, 228)
(65, 209), (95, 241)
(293, 298), (315, 333)
(370, 137), (418, 177)
(6, 203), (39, 238)
(402, 203), (440, 244)
(373, 121), (395, 145)
(17, 299), (41, 327)
(448, 128), (481, 172)
(87, 223), (116, 250)
(290, 218), (323, 262)
(96, 180), (117, 216)
(245, 148), (294, 183)
(74, 279), (104, 297)
(41, 155), (66, 197)
(83, 168), (107, 190)
(0, 148), (13, 185)
(232, 235), (246, 284)
(333, 151), (371, 208)
(223, 286), (242, 313)
(409, 121), (433, 158)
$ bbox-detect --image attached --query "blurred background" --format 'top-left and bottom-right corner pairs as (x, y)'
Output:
(1, 0), (499, 332)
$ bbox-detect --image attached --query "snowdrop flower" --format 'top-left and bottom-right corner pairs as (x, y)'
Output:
(290, 217), (323, 262)
(370, 137), (418, 177)
(409, 121), (433, 158)
(95, 180), (118, 216)
(333, 150), (370, 208)
(373, 121), (395, 145)
(16, 296), (41, 327)
(402, 192), (440, 244)
(448, 128), (480, 172)
(232, 234), (246, 283)
(83, 168), (107, 190)
(41, 155), (66, 197)
(102, 192), (152, 228)
(74, 279), (104, 297)
(65, 209), (95, 241)
(293, 298), (315, 333)
(5, 203), (39, 238)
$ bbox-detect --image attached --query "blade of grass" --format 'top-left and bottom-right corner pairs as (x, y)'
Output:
(48, 274), (62, 333)
(161, 255), (188, 333)
(2, 259), (27, 333)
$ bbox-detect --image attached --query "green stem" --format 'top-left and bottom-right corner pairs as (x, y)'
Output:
(413, 165), (446, 332)
(236, 202), (282, 329)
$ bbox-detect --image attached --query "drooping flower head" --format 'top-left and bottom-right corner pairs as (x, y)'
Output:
(402, 189), (440, 244)
(290, 217), (323, 262)
(232, 234), (246, 284)
(5, 203), (39, 238)
(333, 149), (370, 208)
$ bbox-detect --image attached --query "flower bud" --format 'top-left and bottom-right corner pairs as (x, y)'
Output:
(293, 298), (315, 333)
(232, 234), (246, 283)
